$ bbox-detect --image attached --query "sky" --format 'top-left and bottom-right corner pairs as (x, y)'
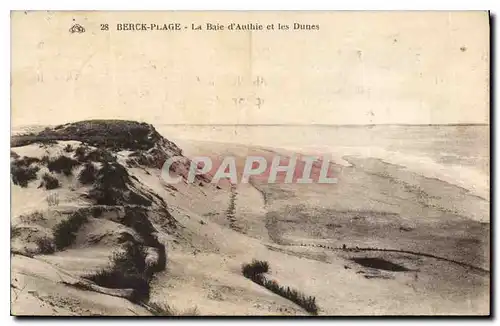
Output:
(11, 11), (490, 126)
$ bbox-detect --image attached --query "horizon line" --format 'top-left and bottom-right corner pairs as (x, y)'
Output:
(157, 123), (489, 127)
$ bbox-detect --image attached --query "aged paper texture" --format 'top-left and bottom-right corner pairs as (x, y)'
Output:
(11, 11), (489, 316)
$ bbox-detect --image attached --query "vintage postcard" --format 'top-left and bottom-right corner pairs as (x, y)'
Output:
(10, 11), (490, 316)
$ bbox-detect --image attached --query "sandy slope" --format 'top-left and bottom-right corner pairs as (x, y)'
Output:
(10, 128), (489, 316)
(165, 139), (490, 315)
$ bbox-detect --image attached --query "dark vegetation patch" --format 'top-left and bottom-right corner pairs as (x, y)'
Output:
(36, 138), (58, 146)
(85, 161), (153, 207)
(242, 260), (318, 314)
(84, 148), (117, 163)
(63, 144), (74, 152)
(41, 173), (60, 190)
(74, 145), (89, 162)
(14, 156), (41, 167)
(121, 206), (166, 274)
(96, 161), (130, 189)
(78, 162), (97, 185)
(11, 120), (180, 153)
(126, 152), (153, 167)
(84, 205), (167, 303)
(10, 151), (20, 159)
(85, 242), (150, 302)
(11, 157), (40, 187)
(87, 161), (132, 205)
(350, 257), (410, 272)
(35, 237), (56, 254)
(126, 147), (170, 169)
(242, 259), (269, 277)
(47, 156), (79, 176)
(11, 165), (40, 187)
(91, 206), (104, 218)
(53, 211), (88, 250)
(128, 190), (153, 207)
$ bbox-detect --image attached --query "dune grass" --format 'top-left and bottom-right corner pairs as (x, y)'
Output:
(145, 301), (199, 316)
(242, 260), (318, 315)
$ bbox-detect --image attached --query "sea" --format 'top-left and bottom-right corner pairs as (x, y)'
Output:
(157, 124), (490, 201)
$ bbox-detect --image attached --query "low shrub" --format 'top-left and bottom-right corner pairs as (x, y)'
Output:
(85, 242), (150, 302)
(78, 162), (97, 185)
(53, 211), (87, 250)
(15, 156), (41, 167)
(47, 156), (79, 176)
(88, 187), (121, 206)
(11, 163), (40, 187)
(35, 237), (55, 254)
(42, 173), (60, 190)
(86, 162), (133, 205)
(242, 259), (270, 278)
(85, 148), (116, 163)
(74, 146), (88, 162)
(127, 152), (154, 167)
(96, 161), (130, 189)
(40, 155), (50, 164)
(121, 206), (166, 275)
(36, 138), (58, 146)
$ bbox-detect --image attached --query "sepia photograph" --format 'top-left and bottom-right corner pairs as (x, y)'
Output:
(10, 11), (490, 316)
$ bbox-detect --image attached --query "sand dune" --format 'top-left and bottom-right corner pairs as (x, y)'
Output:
(10, 121), (489, 316)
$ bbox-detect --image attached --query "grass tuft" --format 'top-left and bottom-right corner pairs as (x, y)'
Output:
(242, 260), (318, 315)
(46, 193), (60, 206)
(146, 301), (199, 316)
